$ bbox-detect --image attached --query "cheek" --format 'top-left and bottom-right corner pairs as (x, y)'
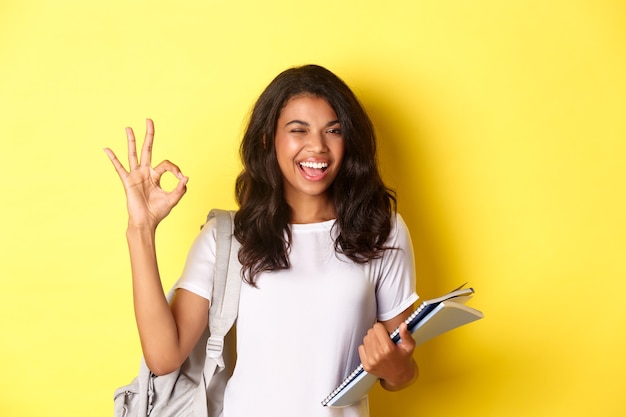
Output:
(274, 146), (291, 168)
(273, 139), (295, 175)
(274, 134), (295, 156)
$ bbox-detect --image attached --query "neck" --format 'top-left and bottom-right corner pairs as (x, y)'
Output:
(287, 196), (336, 224)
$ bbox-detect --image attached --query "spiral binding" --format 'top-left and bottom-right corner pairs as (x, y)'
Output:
(321, 284), (473, 407)
(321, 300), (429, 406)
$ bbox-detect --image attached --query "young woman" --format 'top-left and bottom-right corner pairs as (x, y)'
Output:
(105, 64), (419, 417)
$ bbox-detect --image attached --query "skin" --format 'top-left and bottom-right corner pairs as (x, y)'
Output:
(104, 120), (207, 375)
(273, 96), (417, 388)
(104, 110), (418, 389)
(274, 95), (345, 223)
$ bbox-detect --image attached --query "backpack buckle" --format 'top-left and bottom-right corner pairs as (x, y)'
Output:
(206, 336), (224, 359)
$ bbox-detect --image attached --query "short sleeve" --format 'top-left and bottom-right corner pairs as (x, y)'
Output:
(375, 213), (419, 321)
(174, 216), (218, 301)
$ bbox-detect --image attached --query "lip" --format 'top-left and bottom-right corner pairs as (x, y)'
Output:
(297, 159), (330, 181)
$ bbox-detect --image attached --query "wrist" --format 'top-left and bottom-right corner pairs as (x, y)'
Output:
(380, 359), (419, 392)
(126, 223), (156, 242)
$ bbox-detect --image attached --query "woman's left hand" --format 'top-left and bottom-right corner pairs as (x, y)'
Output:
(358, 322), (418, 391)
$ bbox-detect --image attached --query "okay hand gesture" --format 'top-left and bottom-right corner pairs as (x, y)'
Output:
(104, 119), (188, 230)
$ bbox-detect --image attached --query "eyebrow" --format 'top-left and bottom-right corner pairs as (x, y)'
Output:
(284, 119), (340, 127)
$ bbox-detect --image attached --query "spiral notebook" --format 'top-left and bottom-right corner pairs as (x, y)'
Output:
(321, 284), (483, 407)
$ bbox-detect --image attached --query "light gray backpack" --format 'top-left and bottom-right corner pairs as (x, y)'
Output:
(114, 209), (241, 417)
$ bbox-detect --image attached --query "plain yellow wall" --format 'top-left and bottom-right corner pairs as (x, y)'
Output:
(1, 1), (624, 416)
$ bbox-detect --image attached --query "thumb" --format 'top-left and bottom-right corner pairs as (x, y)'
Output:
(397, 323), (416, 354)
(167, 174), (189, 206)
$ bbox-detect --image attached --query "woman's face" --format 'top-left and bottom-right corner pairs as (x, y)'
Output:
(274, 95), (345, 208)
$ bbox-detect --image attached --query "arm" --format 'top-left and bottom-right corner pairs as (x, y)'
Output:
(105, 119), (207, 375)
(358, 306), (419, 391)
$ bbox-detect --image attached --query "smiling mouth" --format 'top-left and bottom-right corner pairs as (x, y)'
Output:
(298, 161), (329, 179)
(299, 161), (329, 170)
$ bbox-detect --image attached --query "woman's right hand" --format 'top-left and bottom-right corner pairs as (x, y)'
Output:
(104, 119), (189, 230)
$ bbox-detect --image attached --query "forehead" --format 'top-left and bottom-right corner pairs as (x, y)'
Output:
(278, 95), (338, 120)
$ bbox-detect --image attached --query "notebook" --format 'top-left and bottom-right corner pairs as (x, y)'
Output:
(321, 284), (483, 407)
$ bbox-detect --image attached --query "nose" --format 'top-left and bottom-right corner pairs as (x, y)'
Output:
(307, 130), (328, 153)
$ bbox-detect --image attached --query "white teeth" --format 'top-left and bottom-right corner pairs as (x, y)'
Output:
(300, 161), (328, 169)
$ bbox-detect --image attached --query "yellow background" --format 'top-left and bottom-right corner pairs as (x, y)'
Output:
(1, 1), (625, 416)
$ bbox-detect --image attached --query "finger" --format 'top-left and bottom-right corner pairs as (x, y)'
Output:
(153, 159), (184, 181)
(103, 147), (129, 179)
(358, 342), (383, 375)
(126, 127), (139, 170)
(154, 160), (189, 200)
(397, 323), (416, 353)
(372, 323), (394, 346)
(140, 118), (155, 168)
(170, 174), (189, 203)
(358, 344), (372, 370)
(361, 326), (388, 362)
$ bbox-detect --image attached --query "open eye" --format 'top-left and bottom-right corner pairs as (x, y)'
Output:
(327, 128), (342, 135)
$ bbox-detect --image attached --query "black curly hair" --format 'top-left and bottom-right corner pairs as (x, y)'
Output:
(234, 64), (396, 284)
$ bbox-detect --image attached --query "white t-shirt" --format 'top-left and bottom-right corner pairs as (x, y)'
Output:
(176, 214), (418, 417)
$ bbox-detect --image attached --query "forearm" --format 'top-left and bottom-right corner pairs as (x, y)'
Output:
(126, 226), (182, 374)
(380, 358), (419, 392)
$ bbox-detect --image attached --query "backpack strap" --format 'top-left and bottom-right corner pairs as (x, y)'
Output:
(193, 209), (241, 415)
(206, 209), (241, 364)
